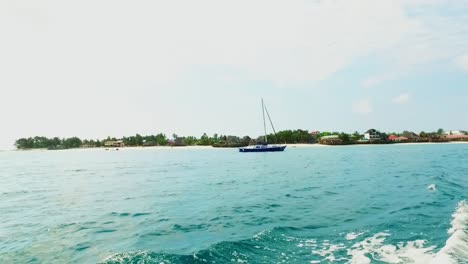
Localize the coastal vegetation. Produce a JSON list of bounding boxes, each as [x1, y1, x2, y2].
[[14, 128, 468, 150], [261, 129, 314, 144], [15, 137, 83, 150], [14, 133, 251, 150]]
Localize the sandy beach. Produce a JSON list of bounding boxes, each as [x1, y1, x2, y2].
[[7, 141, 468, 152]]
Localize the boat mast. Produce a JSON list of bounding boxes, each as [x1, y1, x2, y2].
[[262, 98, 268, 143]]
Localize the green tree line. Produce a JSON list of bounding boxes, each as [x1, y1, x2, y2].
[[260, 129, 314, 144], [14, 133, 251, 149], [14, 128, 464, 149], [15, 136, 83, 150]]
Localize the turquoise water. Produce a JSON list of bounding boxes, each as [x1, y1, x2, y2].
[[0, 144, 467, 263]]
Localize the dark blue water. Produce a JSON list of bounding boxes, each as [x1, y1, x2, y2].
[[0, 144, 467, 263]]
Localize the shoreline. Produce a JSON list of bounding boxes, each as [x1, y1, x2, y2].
[[5, 141, 468, 152]]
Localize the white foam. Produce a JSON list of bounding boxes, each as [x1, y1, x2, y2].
[[431, 200, 468, 264], [347, 233, 436, 264], [297, 238, 317, 249], [301, 200, 467, 263], [312, 243, 346, 262], [99, 251, 150, 263], [346, 232, 365, 241], [346, 200, 468, 264]]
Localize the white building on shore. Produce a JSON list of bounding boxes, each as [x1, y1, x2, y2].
[[364, 129, 382, 141], [444, 130, 466, 136]]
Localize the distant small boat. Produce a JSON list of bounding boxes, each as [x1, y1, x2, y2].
[[239, 99, 286, 153]]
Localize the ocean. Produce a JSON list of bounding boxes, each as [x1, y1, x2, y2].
[[0, 144, 467, 263]]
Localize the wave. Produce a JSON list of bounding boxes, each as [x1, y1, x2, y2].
[[432, 200, 468, 264], [100, 200, 468, 264], [346, 200, 468, 264], [346, 232, 436, 263]]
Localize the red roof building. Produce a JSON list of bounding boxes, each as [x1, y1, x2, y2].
[[388, 135, 408, 141], [445, 134, 468, 140]]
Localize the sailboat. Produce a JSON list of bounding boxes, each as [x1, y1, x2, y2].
[[239, 99, 287, 153]]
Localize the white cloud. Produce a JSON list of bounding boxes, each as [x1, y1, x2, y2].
[[360, 1, 468, 86], [457, 54, 468, 72], [361, 73, 399, 88], [352, 99, 373, 115], [1, 0, 466, 87], [392, 93, 410, 104]]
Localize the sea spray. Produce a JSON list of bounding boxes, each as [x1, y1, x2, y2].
[[432, 200, 468, 263]]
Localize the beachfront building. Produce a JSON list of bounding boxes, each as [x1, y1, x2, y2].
[[388, 135, 409, 142], [104, 140, 125, 147], [445, 134, 468, 141], [397, 136, 409, 142], [364, 129, 382, 141], [401, 131, 421, 141], [319, 135, 342, 145], [444, 130, 466, 136], [309, 131, 320, 143]]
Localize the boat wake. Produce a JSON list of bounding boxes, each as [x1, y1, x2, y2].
[[100, 200, 468, 264], [432, 200, 468, 263]]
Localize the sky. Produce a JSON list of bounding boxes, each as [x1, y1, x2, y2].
[[1, 0, 468, 149]]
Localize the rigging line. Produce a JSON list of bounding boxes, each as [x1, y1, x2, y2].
[[262, 99, 268, 143], [263, 102, 277, 136]]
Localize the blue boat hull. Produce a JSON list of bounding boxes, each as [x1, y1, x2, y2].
[[239, 145, 286, 152]]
